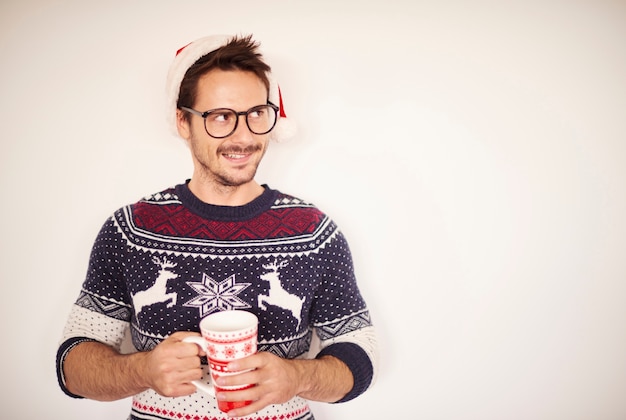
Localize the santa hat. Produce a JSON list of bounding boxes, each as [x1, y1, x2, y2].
[[165, 34, 296, 142]]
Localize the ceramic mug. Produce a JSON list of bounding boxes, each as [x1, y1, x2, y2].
[[183, 310, 258, 412]]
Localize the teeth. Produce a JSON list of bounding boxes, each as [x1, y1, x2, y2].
[[225, 153, 246, 159]]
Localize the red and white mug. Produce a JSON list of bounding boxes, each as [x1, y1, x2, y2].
[[184, 310, 258, 412]]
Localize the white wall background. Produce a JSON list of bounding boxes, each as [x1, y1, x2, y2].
[[1, 1, 625, 419]]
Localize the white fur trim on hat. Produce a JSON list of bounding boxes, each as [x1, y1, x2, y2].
[[165, 34, 296, 142]]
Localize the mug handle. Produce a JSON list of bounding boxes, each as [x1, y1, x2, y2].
[[182, 336, 214, 395]]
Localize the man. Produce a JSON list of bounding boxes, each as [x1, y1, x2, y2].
[[56, 34, 378, 419]]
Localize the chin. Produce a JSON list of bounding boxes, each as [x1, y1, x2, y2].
[[218, 172, 257, 188]]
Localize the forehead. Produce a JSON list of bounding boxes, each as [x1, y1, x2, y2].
[[194, 69, 267, 109]]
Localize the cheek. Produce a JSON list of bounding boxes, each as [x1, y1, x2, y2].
[[189, 134, 221, 161]]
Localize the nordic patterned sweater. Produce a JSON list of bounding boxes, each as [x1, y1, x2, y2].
[[57, 182, 378, 420]]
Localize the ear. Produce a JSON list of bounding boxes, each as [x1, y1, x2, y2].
[[176, 109, 191, 141]]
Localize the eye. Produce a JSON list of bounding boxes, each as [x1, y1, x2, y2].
[[248, 106, 269, 120], [206, 110, 235, 125]]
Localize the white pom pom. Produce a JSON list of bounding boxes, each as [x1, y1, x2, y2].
[[271, 117, 297, 143]]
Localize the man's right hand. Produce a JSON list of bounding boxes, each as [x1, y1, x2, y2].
[[63, 331, 205, 401], [142, 331, 205, 397]]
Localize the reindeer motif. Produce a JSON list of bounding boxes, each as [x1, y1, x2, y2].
[[258, 259, 304, 329], [134, 256, 178, 315]]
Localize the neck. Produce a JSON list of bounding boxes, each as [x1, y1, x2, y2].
[[187, 177, 264, 206]]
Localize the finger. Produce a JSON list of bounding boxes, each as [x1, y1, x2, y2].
[[168, 383, 199, 398], [215, 369, 258, 388], [179, 341, 205, 357], [154, 376, 200, 398], [225, 397, 270, 418], [227, 352, 269, 372], [177, 355, 203, 372], [171, 332, 206, 356], [216, 389, 261, 415], [180, 366, 204, 382]]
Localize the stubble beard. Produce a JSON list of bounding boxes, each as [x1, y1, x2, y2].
[[192, 139, 266, 188]]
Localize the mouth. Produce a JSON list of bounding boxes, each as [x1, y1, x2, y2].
[[223, 152, 248, 159], [220, 146, 261, 162]]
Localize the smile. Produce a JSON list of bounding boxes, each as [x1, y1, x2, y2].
[[224, 153, 248, 159], [220, 145, 262, 161]]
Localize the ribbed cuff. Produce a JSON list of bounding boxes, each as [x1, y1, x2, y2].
[[316, 342, 373, 403], [56, 337, 97, 399]]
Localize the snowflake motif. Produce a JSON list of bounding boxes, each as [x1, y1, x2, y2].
[[207, 344, 217, 358], [184, 273, 251, 317], [224, 345, 236, 358]]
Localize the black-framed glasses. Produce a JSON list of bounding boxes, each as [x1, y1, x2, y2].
[[180, 102, 279, 139]]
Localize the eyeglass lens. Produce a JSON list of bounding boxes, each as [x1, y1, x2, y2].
[[205, 105, 277, 138]]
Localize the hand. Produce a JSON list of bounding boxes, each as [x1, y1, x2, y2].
[[142, 331, 205, 397], [214, 352, 303, 417]]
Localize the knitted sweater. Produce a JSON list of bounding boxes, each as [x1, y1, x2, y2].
[[57, 182, 377, 420]]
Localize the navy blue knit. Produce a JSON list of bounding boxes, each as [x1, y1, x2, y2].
[[57, 182, 377, 419]]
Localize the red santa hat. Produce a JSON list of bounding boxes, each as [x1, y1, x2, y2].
[[165, 34, 296, 142]]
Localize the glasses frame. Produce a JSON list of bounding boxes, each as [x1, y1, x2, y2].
[[180, 102, 279, 139]]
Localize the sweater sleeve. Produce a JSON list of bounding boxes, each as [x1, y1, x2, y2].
[[310, 227, 379, 402], [316, 341, 374, 402], [56, 215, 133, 397]]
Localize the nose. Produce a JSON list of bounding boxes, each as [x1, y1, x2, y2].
[[229, 114, 255, 141]]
